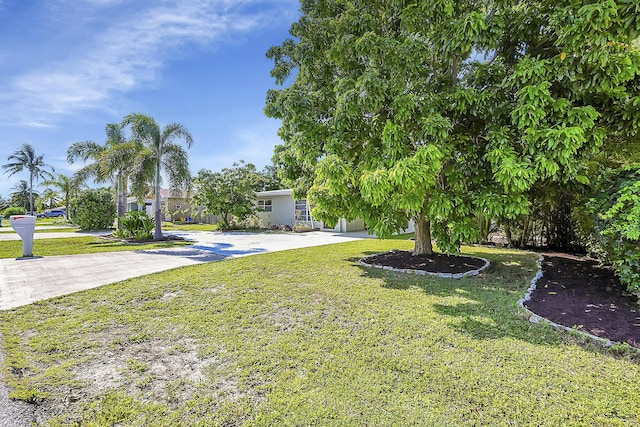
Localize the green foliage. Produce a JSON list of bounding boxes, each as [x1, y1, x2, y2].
[[113, 211, 155, 241], [586, 165, 640, 293], [67, 124, 138, 230], [122, 113, 194, 241], [2, 206, 26, 219], [10, 180, 38, 211], [266, 0, 640, 255], [2, 143, 54, 214], [69, 188, 116, 230], [254, 164, 285, 191], [192, 161, 258, 230]]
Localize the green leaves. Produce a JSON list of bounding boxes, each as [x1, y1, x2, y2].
[[192, 162, 258, 230], [587, 165, 640, 292], [266, 0, 640, 258]]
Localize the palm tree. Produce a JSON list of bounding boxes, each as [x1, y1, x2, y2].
[[67, 123, 142, 229], [42, 174, 85, 220], [3, 143, 54, 214], [0, 195, 9, 212], [10, 180, 38, 211], [123, 113, 193, 240]]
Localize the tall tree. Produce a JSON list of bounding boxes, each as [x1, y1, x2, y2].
[[67, 123, 142, 229], [10, 180, 38, 211], [3, 143, 54, 214], [42, 174, 85, 220], [266, 0, 640, 255], [192, 161, 258, 230], [122, 113, 193, 241], [0, 195, 9, 212], [254, 164, 285, 192]]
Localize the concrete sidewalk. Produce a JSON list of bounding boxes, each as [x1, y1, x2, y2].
[[0, 248, 224, 310], [0, 230, 371, 310]]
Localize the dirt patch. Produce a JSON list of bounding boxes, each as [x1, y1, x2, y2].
[[364, 250, 486, 274], [525, 254, 640, 347]]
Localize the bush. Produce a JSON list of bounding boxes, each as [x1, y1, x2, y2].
[[2, 206, 26, 219], [113, 211, 155, 240], [69, 188, 116, 230], [584, 165, 640, 294]]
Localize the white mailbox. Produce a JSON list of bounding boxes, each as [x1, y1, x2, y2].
[[10, 215, 37, 257]]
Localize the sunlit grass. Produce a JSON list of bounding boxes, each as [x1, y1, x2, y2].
[[0, 236, 190, 258], [1, 240, 638, 426], [161, 222, 218, 231]]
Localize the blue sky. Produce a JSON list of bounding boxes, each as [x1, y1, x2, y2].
[[0, 0, 299, 199]]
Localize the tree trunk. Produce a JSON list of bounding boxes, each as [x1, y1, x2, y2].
[[413, 217, 433, 255], [504, 223, 514, 247], [29, 174, 34, 215], [117, 175, 125, 230], [154, 164, 163, 241]]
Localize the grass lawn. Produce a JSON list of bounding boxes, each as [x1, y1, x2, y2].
[[0, 236, 190, 258], [1, 240, 639, 426], [161, 222, 217, 232]]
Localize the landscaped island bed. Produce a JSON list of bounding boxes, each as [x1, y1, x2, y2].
[[526, 254, 639, 347], [1, 240, 639, 425]]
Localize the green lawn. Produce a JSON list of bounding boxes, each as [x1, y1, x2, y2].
[[0, 236, 190, 258], [161, 222, 218, 231], [1, 240, 639, 426]]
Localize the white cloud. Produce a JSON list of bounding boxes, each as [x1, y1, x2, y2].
[[0, 0, 287, 127]]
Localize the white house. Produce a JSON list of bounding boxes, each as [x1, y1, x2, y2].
[[126, 189, 206, 222], [255, 189, 367, 232]]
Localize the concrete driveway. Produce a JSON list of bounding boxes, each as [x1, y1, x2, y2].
[[0, 230, 370, 310]]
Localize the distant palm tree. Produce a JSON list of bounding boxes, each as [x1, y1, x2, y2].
[[3, 143, 54, 214], [10, 180, 38, 211], [67, 123, 142, 229], [123, 113, 193, 240], [0, 195, 9, 212], [42, 173, 85, 220]]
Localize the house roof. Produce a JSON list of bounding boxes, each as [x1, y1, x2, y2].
[[255, 189, 293, 197]]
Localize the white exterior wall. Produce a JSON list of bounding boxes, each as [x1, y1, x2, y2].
[[321, 218, 366, 232], [256, 194, 296, 227]]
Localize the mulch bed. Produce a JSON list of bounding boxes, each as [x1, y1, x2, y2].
[[525, 254, 640, 347], [364, 250, 486, 274], [367, 250, 640, 347]]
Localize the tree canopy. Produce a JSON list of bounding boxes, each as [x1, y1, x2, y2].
[[3, 143, 54, 214], [122, 113, 193, 241], [192, 161, 259, 230], [67, 123, 144, 230], [266, 0, 640, 255]]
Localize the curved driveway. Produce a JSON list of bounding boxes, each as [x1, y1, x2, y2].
[[0, 230, 370, 310], [0, 229, 372, 426]]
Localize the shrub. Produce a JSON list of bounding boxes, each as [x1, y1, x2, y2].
[[2, 206, 26, 219], [113, 211, 155, 241], [584, 165, 640, 294], [69, 188, 116, 230]]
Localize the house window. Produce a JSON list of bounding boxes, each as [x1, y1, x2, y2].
[[295, 199, 311, 221], [257, 199, 272, 212]]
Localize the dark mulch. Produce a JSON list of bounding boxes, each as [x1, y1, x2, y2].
[[364, 250, 486, 274], [367, 250, 639, 347], [525, 254, 640, 347]]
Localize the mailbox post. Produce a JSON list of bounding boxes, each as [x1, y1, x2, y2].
[[10, 215, 37, 257]]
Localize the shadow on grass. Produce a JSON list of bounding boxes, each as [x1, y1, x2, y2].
[[351, 248, 575, 349]]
